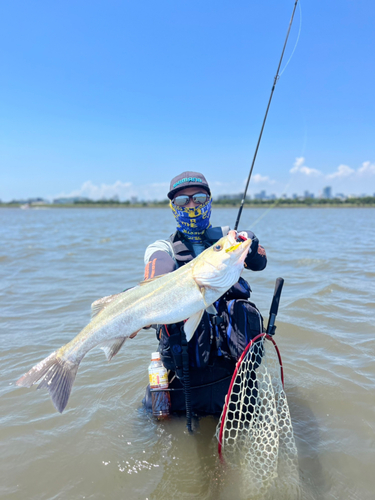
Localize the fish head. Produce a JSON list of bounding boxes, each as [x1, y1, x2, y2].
[[192, 230, 252, 293]]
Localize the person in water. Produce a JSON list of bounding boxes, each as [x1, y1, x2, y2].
[[143, 171, 267, 415]]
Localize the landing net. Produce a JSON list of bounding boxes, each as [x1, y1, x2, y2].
[[216, 334, 299, 497]]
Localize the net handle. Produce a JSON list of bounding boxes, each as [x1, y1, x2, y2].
[[217, 333, 284, 457]]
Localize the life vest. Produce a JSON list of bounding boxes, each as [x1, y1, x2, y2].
[[156, 228, 264, 378], [169, 226, 230, 266]]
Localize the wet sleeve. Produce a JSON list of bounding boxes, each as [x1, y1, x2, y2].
[[241, 230, 267, 271], [144, 240, 177, 279], [144, 239, 175, 265]]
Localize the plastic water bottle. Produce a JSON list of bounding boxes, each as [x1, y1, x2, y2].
[[148, 352, 170, 417]]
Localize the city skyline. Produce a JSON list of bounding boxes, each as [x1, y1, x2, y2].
[[5, 183, 375, 206]]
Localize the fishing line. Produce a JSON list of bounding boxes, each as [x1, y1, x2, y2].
[[249, 179, 295, 229], [234, 0, 300, 231], [279, 0, 302, 77]]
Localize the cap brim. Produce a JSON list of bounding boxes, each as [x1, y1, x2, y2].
[[168, 184, 211, 200]]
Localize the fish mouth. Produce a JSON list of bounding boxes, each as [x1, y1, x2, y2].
[[225, 234, 252, 258], [225, 229, 239, 250]]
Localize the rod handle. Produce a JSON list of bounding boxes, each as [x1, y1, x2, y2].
[[270, 277, 284, 316], [266, 277, 284, 335]]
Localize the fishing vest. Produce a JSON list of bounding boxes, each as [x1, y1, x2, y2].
[[157, 228, 264, 378]]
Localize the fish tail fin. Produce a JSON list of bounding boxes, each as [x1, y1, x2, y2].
[[16, 351, 80, 413]]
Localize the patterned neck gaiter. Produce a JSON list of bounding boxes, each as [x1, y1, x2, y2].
[[170, 197, 212, 243]]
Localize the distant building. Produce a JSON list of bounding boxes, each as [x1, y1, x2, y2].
[[53, 197, 90, 204], [254, 190, 267, 200], [304, 190, 315, 199], [31, 200, 50, 206], [217, 193, 241, 201], [11, 197, 48, 205], [322, 186, 332, 199], [335, 193, 347, 200]]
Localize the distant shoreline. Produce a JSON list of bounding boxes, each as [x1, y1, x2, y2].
[[2, 200, 375, 209]]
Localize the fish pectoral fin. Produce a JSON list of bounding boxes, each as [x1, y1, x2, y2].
[[198, 285, 210, 308], [91, 293, 123, 319], [205, 304, 217, 315], [184, 310, 204, 342], [98, 337, 127, 361]]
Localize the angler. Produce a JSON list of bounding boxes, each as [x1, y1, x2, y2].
[[142, 171, 267, 416]]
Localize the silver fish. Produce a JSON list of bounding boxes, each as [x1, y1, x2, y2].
[[16, 230, 251, 413]]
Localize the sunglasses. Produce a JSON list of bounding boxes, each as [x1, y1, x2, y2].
[[173, 192, 210, 207]]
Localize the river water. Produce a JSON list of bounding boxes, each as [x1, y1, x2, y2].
[[0, 207, 374, 500]]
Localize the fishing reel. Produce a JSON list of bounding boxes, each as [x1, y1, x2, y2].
[[236, 231, 248, 242]]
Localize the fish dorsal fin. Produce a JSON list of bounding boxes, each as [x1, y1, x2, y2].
[[184, 309, 204, 342], [98, 337, 127, 361], [138, 274, 166, 286], [91, 293, 122, 318]]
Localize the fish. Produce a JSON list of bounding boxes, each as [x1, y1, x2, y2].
[[16, 230, 252, 413]]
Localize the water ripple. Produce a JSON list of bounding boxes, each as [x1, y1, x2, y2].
[[0, 207, 374, 500]]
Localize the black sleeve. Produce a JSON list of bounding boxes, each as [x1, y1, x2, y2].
[[241, 230, 267, 271], [144, 250, 177, 279]]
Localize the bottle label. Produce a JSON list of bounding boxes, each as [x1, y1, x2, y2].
[[149, 368, 168, 389]]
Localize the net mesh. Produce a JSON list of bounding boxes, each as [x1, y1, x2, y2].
[[216, 335, 299, 497]]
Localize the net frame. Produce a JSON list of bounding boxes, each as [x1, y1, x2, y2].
[[217, 333, 283, 456], [216, 332, 300, 497]]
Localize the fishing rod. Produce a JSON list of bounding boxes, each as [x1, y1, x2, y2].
[[234, 0, 300, 231]]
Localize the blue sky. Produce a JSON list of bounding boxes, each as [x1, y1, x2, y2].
[[1, 0, 374, 201]]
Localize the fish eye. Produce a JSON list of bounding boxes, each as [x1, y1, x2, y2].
[[213, 244, 222, 251]]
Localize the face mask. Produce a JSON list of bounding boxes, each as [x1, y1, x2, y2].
[[170, 197, 212, 243]]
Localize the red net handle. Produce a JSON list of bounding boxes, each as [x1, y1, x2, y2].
[[218, 333, 284, 457]]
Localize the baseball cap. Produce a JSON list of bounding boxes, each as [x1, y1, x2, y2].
[[167, 171, 211, 200]]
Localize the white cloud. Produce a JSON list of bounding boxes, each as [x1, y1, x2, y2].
[[137, 182, 170, 201], [54, 180, 169, 201], [290, 157, 321, 176], [300, 166, 321, 176], [294, 157, 305, 168], [252, 173, 272, 183], [56, 180, 133, 200], [358, 161, 375, 176], [325, 161, 375, 181], [327, 164, 355, 179]]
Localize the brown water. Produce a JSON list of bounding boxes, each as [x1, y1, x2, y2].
[[1, 207, 374, 500]]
